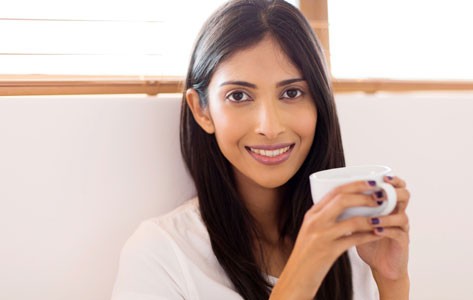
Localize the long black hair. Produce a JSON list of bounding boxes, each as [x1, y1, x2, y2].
[[180, 1, 351, 299]]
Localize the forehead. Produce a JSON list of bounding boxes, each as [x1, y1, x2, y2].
[[210, 36, 302, 85]]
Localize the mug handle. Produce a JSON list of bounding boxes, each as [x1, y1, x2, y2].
[[337, 182, 397, 221], [377, 182, 397, 216]]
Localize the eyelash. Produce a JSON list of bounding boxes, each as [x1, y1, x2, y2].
[[226, 90, 252, 102], [281, 88, 304, 99], [225, 88, 304, 103]]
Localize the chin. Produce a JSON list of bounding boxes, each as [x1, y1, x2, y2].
[[254, 176, 292, 189]]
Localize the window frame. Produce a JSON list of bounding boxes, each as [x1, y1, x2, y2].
[[1, 0, 473, 96]]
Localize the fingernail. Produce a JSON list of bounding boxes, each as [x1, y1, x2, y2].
[[371, 218, 380, 225], [367, 180, 376, 187], [386, 175, 393, 180], [377, 200, 383, 205], [375, 190, 384, 199], [376, 227, 384, 233]]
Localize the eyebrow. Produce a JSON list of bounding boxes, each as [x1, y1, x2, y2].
[[219, 78, 305, 88]]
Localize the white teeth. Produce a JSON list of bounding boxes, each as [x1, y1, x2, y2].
[[249, 146, 291, 157]]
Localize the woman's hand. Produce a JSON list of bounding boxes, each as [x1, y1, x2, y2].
[[356, 176, 410, 279], [271, 180, 385, 300], [356, 176, 410, 299]]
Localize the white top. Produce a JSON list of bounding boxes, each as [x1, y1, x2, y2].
[[112, 198, 379, 300]]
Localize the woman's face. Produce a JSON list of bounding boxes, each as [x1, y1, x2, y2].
[[205, 36, 317, 189]]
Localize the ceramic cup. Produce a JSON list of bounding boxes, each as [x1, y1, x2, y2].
[[309, 165, 397, 221]]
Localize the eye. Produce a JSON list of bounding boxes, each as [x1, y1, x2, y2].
[[226, 90, 251, 102], [281, 88, 303, 99]]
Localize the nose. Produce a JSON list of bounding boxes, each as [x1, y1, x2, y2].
[[255, 98, 285, 139]]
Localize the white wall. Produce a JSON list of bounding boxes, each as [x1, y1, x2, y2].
[[0, 92, 472, 299], [0, 95, 195, 300], [336, 92, 473, 300]]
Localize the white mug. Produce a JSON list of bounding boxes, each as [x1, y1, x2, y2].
[[309, 165, 397, 221]]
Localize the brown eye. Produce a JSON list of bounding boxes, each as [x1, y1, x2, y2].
[[232, 92, 244, 101], [282, 88, 303, 99], [227, 91, 250, 102]]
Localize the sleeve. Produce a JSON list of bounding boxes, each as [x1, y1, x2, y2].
[[111, 220, 188, 300]]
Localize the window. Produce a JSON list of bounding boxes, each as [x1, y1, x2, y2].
[[2, 0, 472, 95], [1, 0, 228, 76], [2, 0, 299, 77], [328, 0, 473, 80]]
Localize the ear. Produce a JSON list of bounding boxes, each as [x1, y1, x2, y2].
[[185, 88, 215, 134]]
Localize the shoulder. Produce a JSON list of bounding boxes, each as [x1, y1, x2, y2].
[[112, 197, 203, 299], [153, 197, 203, 233], [120, 197, 205, 269]]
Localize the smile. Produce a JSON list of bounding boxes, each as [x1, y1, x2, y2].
[[245, 143, 295, 165], [248, 145, 291, 157]]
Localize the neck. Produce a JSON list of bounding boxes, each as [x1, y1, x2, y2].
[[234, 170, 282, 244], [233, 169, 294, 277]]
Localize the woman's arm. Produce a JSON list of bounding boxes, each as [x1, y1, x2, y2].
[[374, 272, 410, 300], [269, 180, 386, 299]]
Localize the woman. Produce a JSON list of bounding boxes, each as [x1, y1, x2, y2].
[[112, 1, 410, 299]]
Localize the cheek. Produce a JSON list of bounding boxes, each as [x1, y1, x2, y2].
[[210, 107, 247, 150], [292, 106, 317, 144]]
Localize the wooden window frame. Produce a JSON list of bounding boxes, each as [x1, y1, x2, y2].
[[299, 0, 473, 94], [1, 0, 473, 97]]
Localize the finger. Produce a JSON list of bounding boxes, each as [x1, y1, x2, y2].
[[303, 194, 383, 233], [372, 227, 410, 244], [384, 175, 406, 188], [395, 188, 410, 204], [310, 180, 379, 214], [335, 231, 383, 252], [371, 213, 409, 232], [322, 193, 384, 222], [327, 216, 375, 238], [396, 188, 411, 212]]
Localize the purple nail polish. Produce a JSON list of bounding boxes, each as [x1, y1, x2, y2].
[[375, 190, 383, 198], [387, 176, 393, 180], [371, 218, 380, 225], [367, 180, 376, 186], [377, 201, 383, 205], [376, 227, 384, 233]]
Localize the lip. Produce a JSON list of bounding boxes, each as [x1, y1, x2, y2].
[[245, 143, 294, 150], [245, 143, 295, 166]]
